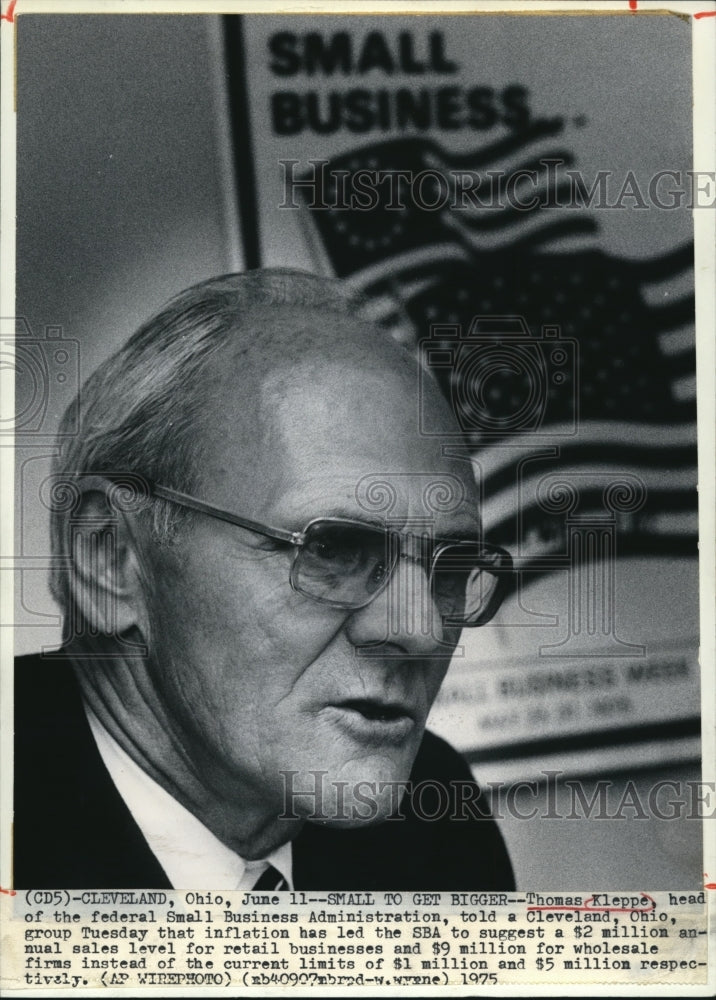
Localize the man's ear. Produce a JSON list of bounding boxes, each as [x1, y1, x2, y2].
[[66, 488, 149, 640]]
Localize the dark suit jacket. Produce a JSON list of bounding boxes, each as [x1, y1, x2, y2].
[[14, 652, 514, 890]]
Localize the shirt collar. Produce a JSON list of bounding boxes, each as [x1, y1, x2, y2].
[[84, 703, 293, 890]]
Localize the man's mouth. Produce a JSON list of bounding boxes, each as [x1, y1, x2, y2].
[[341, 698, 412, 722], [326, 699, 417, 745]]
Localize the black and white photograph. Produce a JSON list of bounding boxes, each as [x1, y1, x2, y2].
[[1, 0, 714, 995]]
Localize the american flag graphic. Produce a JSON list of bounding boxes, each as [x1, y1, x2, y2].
[[299, 121, 597, 287], [296, 128, 697, 573]]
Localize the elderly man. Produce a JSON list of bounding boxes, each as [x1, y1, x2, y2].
[[14, 269, 514, 890]]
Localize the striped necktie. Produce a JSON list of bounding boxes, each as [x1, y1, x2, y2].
[[252, 864, 288, 890]]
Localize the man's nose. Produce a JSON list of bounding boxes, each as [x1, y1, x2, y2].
[[344, 555, 451, 658]]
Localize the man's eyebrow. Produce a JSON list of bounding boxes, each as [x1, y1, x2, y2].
[[305, 507, 386, 529], [306, 510, 481, 541], [282, 500, 481, 538], [431, 527, 482, 544]]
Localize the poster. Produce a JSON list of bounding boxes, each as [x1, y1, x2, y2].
[[235, 9, 702, 778]]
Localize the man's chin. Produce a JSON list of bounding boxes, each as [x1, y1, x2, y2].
[[283, 755, 417, 828], [303, 780, 411, 828]]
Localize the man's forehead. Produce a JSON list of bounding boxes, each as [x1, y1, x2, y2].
[[196, 303, 417, 417], [263, 355, 462, 464], [270, 469, 481, 534], [191, 303, 470, 510], [199, 302, 448, 419]]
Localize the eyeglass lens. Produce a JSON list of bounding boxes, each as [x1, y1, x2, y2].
[[292, 521, 501, 625], [431, 544, 500, 625], [294, 521, 394, 607]]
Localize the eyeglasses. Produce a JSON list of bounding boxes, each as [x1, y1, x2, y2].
[[149, 483, 513, 627]]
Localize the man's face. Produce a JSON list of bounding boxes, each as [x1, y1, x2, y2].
[[139, 310, 481, 829]]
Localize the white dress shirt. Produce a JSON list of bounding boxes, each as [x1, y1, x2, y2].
[[84, 705, 293, 890]]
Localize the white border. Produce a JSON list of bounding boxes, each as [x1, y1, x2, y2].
[[1, 1, 713, 996]]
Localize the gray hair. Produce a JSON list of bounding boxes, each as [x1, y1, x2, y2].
[[49, 268, 365, 614]]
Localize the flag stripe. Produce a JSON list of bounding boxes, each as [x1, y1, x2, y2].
[[470, 423, 697, 476], [507, 535, 698, 580], [473, 441, 698, 497], [358, 217, 600, 295], [626, 243, 694, 280], [422, 118, 570, 169]]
